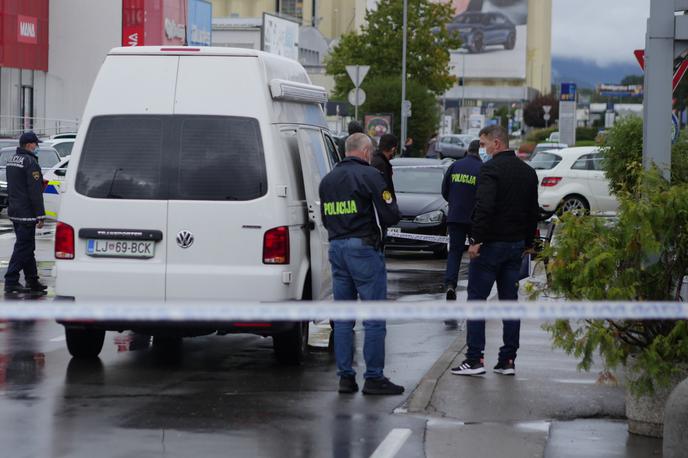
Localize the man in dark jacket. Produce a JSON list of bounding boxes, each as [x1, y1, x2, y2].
[[451, 125, 539, 377], [441, 140, 482, 320], [4, 132, 48, 295], [319, 133, 404, 396], [336, 120, 364, 154], [370, 133, 397, 200]]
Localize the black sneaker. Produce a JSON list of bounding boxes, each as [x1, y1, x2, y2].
[[4, 284, 30, 295], [493, 359, 516, 376], [445, 286, 457, 301], [339, 376, 359, 394], [451, 358, 486, 376], [444, 319, 458, 329], [26, 280, 48, 292], [362, 377, 405, 395]]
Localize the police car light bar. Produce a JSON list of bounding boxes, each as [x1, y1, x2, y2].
[[269, 79, 328, 104]]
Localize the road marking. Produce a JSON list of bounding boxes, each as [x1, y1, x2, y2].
[[370, 428, 412, 458], [49, 334, 66, 342]]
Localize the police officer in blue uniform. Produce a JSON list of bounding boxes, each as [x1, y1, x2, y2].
[[4, 132, 48, 295], [319, 133, 404, 396]]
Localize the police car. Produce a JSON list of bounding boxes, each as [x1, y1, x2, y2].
[[0, 146, 62, 212]]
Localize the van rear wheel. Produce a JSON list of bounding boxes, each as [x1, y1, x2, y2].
[[65, 328, 105, 358], [274, 321, 309, 365]]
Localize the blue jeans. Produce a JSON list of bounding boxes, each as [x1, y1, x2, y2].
[[466, 241, 524, 362], [329, 238, 387, 379], [444, 223, 470, 288]]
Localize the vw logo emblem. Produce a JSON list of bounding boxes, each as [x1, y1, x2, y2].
[[176, 230, 194, 249]]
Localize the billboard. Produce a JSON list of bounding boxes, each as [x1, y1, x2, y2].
[[365, 114, 393, 141], [443, 0, 528, 80], [0, 0, 49, 71], [122, 0, 187, 47], [598, 84, 643, 98], [261, 13, 300, 61], [188, 0, 212, 46]]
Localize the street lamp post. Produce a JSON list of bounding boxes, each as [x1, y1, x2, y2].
[[400, 0, 409, 153]]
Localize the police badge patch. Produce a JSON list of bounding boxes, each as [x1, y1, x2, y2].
[[382, 190, 393, 204], [32, 171, 40, 181]]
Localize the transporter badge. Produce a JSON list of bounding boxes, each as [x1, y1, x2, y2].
[[382, 190, 393, 204], [32, 171, 40, 181]]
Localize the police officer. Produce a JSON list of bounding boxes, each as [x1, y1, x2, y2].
[[319, 133, 404, 396], [4, 132, 48, 295]]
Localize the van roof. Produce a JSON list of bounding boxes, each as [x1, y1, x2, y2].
[[108, 46, 312, 85]]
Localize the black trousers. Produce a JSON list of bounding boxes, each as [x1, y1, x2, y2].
[[5, 222, 38, 286]]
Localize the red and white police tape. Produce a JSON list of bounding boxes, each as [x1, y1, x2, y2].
[[0, 300, 685, 321]]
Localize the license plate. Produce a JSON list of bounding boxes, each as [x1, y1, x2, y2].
[[387, 227, 401, 234], [86, 239, 155, 258]]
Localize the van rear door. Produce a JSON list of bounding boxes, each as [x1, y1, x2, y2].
[[165, 56, 274, 300]]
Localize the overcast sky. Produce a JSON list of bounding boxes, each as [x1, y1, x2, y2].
[[551, 0, 651, 66]]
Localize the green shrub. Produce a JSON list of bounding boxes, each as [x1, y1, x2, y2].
[[526, 127, 557, 143], [576, 127, 598, 141]]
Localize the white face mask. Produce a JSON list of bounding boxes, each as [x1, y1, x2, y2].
[[479, 147, 490, 162]]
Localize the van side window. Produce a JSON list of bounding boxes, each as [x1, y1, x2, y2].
[[322, 132, 342, 165], [301, 129, 330, 179], [75, 115, 267, 201]]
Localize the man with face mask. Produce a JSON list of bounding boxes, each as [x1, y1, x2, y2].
[[319, 133, 404, 396], [451, 125, 539, 377]]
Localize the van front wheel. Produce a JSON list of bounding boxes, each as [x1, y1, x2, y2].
[[273, 321, 309, 365], [65, 328, 105, 358]]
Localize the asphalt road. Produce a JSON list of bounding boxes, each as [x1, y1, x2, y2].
[[0, 219, 465, 458]]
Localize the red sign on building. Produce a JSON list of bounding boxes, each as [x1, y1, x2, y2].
[[122, 0, 187, 47], [0, 0, 49, 71]]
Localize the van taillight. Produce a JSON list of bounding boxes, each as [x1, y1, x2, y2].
[[55, 222, 75, 260], [263, 226, 289, 264]]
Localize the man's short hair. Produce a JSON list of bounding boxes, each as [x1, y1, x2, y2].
[[347, 120, 364, 135], [479, 125, 509, 149], [378, 133, 398, 152], [345, 133, 372, 154]]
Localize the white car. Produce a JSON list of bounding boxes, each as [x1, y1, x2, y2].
[[43, 156, 70, 219], [43, 138, 75, 157], [530, 147, 618, 215]]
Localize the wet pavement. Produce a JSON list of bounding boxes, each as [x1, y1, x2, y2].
[[0, 216, 462, 458]]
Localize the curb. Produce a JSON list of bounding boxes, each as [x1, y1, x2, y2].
[[406, 328, 466, 414]]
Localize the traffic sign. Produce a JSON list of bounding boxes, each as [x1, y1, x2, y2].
[[543, 105, 552, 114], [346, 65, 370, 88], [348, 88, 366, 106], [635, 49, 645, 70], [633, 49, 688, 93], [543, 113, 551, 122], [402, 100, 412, 118], [672, 112, 680, 144]]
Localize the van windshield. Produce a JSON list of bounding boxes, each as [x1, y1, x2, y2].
[[75, 115, 267, 201]]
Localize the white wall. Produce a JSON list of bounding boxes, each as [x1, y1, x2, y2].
[[47, 0, 122, 126]]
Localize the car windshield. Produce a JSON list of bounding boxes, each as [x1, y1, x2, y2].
[[455, 14, 483, 25], [529, 152, 562, 170], [393, 167, 445, 194]]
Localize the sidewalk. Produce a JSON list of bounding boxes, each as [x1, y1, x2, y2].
[[406, 282, 663, 457]]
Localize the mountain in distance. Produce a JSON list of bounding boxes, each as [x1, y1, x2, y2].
[[552, 56, 642, 89]]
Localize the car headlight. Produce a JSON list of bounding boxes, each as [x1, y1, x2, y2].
[[414, 210, 444, 224]]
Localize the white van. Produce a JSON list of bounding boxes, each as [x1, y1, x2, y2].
[[55, 47, 340, 363]]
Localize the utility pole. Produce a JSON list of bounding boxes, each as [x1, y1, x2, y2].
[[642, 0, 688, 180], [400, 0, 409, 152]]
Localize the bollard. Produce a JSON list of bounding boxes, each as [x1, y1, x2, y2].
[[663, 377, 688, 457]]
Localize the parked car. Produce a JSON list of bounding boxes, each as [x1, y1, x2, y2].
[[447, 12, 517, 53], [384, 158, 451, 258], [0, 139, 18, 149], [519, 142, 567, 160], [547, 131, 560, 143], [55, 46, 337, 363], [437, 134, 469, 159], [51, 132, 78, 140], [0, 146, 62, 211], [43, 156, 70, 219], [531, 147, 618, 216], [43, 138, 75, 157]]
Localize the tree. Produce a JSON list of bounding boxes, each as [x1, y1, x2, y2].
[[358, 76, 440, 156], [325, 0, 461, 99], [523, 94, 559, 128], [620, 74, 644, 86]]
